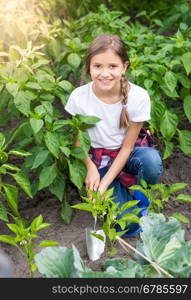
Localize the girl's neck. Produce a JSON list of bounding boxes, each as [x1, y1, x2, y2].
[[92, 82, 121, 104]]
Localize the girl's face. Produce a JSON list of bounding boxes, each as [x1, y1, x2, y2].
[[89, 49, 128, 94]]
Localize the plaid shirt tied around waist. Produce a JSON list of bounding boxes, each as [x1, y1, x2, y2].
[[88, 128, 155, 189]]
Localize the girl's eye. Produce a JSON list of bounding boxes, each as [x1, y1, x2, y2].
[[110, 65, 117, 68], [95, 65, 101, 68]]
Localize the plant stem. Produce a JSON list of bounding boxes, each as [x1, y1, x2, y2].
[[116, 236, 173, 278]]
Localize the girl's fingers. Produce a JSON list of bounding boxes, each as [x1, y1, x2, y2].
[[93, 181, 99, 192], [86, 181, 99, 201], [85, 177, 100, 201]]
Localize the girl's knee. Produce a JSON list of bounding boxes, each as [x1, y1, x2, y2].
[[143, 148, 162, 167], [141, 148, 163, 180]]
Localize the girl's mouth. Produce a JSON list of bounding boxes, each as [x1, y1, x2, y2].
[[99, 79, 113, 85]]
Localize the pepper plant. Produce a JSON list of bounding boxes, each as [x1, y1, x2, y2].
[[0, 132, 32, 221], [130, 178, 191, 222], [72, 187, 141, 255], [0, 214, 58, 275]]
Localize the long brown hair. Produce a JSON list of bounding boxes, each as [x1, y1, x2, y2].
[[84, 34, 130, 130]]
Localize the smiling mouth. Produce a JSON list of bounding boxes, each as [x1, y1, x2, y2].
[[99, 79, 113, 84]]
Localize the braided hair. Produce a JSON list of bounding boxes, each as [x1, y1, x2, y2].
[[85, 34, 130, 130], [120, 73, 130, 129]]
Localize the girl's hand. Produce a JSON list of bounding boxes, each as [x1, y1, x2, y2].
[[85, 162, 100, 200], [98, 181, 108, 199]]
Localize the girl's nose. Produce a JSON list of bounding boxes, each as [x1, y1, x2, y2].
[[100, 68, 110, 76]]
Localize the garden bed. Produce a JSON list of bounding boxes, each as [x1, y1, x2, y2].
[[0, 149, 191, 278]]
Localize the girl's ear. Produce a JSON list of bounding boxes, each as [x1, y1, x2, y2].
[[123, 61, 129, 72]]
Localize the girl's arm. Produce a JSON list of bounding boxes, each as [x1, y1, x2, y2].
[[74, 137, 100, 197], [99, 121, 143, 193]]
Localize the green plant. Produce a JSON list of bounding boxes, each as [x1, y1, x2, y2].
[[72, 187, 141, 255], [0, 214, 58, 275], [34, 213, 191, 278], [0, 132, 32, 221], [129, 179, 191, 220]]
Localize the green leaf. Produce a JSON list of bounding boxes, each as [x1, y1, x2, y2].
[[42, 101, 53, 115], [76, 115, 101, 125], [175, 194, 191, 203], [44, 131, 60, 159], [34, 246, 74, 278], [67, 53, 81, 68], [90, 232, 105, 241], [169, 183, 188, 193], [0, 201, 8, 221], [58, 80, 74, 93], [108, 228, 117, 241], [176, 73, 190, 89], [164, 71, 177, 93], [77, 130, 91, 153], [8, 149, 32, 157], [36, 223, 51, 231], [11, 172, 32, 198], [139, 213, 183, 265], [7, 223, 20, 234], [38, 163, 58, 190], [120, 200, 139, 212], [181, 52, 191, 75], [0, 235, 17, 246], [31, 214, 43, 232], [163, 140, 174, 160], [144, 79, 153, 90], [1, 163, 20, 172], [0, 166, 6, 174], [32, 150, 49, 169], [13, 68, 29, 83], [183, 95, 191, 122], [53, 120, 74, 131], [0, 151, 8, 162], [60, 146, 71, 157], [35, 105, 46, 117], [30, 118, 44, 134], [0, 133, 6, 149], [3, 184, 19, 216], [0, 83, 3, 93], [49, 172, 66, 201], [103, 187, 114, 199], [171, 213, 189, 224], [61, 200, 72, 224], [38, 240, 58, 247], [14, 91, 31, 116], [150, 100, 166, 130], [160, 110, 178, 140], [25, 82, 41, 90], [35, 70, 55, 91], [70, 146, 86, 160], [160, 82, 179, 98], [72, 203, 93, 212], [67, 159, 87, 190], [177, 129, 191, 157], [122, 213, 140, 223], [6, 83, 19, 97]]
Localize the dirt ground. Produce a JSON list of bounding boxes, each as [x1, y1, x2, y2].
[[0, 148, 191, 278]]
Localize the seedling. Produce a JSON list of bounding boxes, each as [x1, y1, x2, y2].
[[130, 178, 191, 222], [0, 214, 58, 276], [72, 187, 141, 255]]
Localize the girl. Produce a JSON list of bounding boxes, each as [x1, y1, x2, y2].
[[65, 34, 163, 236]]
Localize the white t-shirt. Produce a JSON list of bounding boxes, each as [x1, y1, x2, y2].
[[65, 81, 151, 168]]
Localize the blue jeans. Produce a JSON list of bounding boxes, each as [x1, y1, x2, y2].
[[98, 147, 163, 237]]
